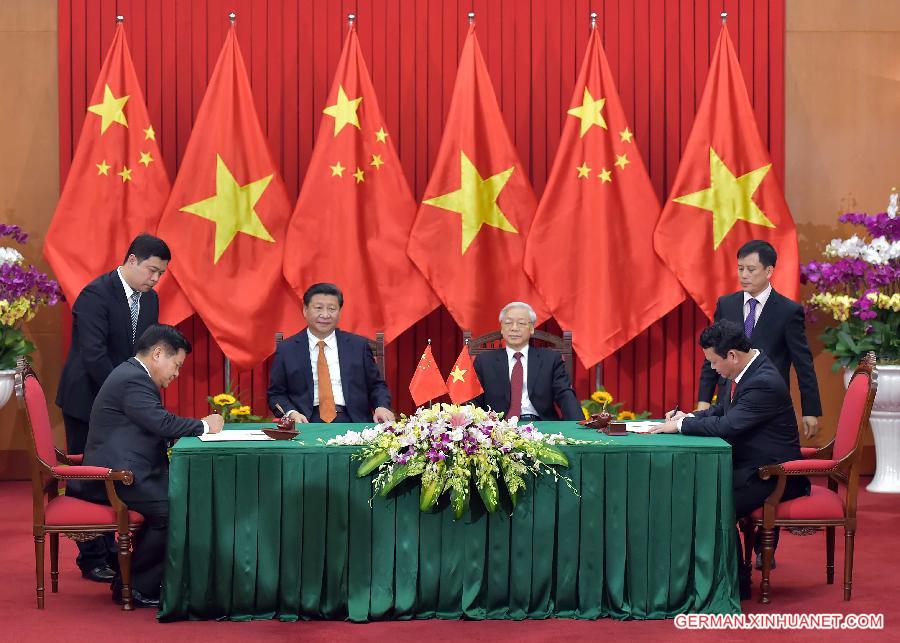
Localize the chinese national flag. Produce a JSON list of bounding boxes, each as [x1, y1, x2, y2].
[[653, 26, 800, 320], [409, 344, 448, 407], [284, 25, 438, 342], [446, 346, 483, 405], [407, 24, 550, 335], [156, 25, 303, 369], [524, 29, 685, 368], [43, 23, 193, 323]]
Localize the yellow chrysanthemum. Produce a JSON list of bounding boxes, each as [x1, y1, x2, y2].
[[617, 410, 636, 421], [213, 393, 236, 406], [590, 390, 613, 404], [230, 405, 251, 416]]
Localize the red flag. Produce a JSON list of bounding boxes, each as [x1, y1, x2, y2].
[[409, 344, 449, 407], [524, 29, 685, 368], [446, 346, 483, 405], [407, 24, 550, 336], [43, 24, 193, 322], [156, 25, 303, 369], [653, 27, 800, 320], [284, 26, 439, 342]]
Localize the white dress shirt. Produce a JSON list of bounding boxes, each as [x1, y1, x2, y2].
[[134, 356, 209, 433], [506, 345, 538, 417], [308, 329, 346, 407], [116, 266, 140, 312], [744, 284, 772, 327]]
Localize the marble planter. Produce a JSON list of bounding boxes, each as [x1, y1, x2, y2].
[[0, 369, 15, 408], [844, 364, 900, 493]]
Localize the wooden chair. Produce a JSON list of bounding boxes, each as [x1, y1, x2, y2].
[[14, 357, 144, 610], [275, 331, 386, 378], [463, 329, 574, 384], [743, 352, 878, 604]]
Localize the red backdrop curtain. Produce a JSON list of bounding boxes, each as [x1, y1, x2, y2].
[[57, 0, 785, 419]]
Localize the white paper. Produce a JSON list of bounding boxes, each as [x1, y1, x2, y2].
[[197, 430, 273, 442], [623, 421, 658, 434]]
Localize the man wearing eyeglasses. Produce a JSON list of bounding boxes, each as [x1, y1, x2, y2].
[[469, 301, 582, 421]]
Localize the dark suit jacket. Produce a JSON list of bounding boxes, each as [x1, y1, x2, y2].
[[698, 289, 821, 417], [683, 352, 803, 488], [56, 269, 159, 422], [470, 347, 582, 421], [267, 329, 391, 422], [70, 358, 203, 505]]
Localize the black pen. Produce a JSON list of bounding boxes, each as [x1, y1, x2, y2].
[[669, 403, 680, 418]]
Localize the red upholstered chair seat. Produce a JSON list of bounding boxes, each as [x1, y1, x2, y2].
[[750, 485, 845, 521], [44, 496, 144, 526]]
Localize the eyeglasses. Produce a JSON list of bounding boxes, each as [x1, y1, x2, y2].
[[502, 319, 533, 329]]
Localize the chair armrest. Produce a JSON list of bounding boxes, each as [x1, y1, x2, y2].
[[50, 465, 134, 484], [758, 459, 839, 479], [801, 440, 834, 459], [55, 448, 83, 465]]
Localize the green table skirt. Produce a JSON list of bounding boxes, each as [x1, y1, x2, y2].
[[159, 422, 740, 621]]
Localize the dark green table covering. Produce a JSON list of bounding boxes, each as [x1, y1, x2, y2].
[[159, 422, 740, 622]]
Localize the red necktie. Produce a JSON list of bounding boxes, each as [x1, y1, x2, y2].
[[730, 380, 737, 403], [508, 352, 524, 419]]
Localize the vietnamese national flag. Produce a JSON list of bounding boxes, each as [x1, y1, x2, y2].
[[284, 24, 438, 343], [409, 344, 448, 407], [157, 24, 303, 369], [43, 23, 193, 323], [653, 26, 800, 320], [446, 345, 483, 405], [407, 23, 550, 336], [524, 28, 685, 368]]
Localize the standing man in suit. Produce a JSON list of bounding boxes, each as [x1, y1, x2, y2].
[[70, 325, 224, 607], [268, 283, 394, 424], [653, 320, 810, 599], [55, 233, 171, 583], [470, 302, 582, 421], [697, 240, 822, 439]]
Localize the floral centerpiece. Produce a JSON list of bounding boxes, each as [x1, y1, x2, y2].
[[208, 385, 267, 422], [581, 387, 651, 421], [800, 191, 900, 370], [0, 224, 62, 369], [326, 403, 583, 519]]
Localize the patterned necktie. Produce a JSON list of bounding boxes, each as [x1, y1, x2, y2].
[[317, 340, 337, 423], [129, 291, 141, 342], [508, 352, 524, 419], [744, 297, 758, 339]]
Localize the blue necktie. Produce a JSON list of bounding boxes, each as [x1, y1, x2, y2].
[[744, 298, 758, 339], [130, 291, 141, 342]]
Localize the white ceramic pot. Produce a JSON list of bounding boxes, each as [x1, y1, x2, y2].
[[0, 368, 15, 408], [844, 364, 900, 493]]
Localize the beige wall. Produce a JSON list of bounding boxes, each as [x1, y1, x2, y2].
[[0, 0, 62, 478], [785, 0, 900, 464]]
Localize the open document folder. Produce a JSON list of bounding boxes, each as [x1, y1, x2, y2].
[[197, 429, 273, 442]]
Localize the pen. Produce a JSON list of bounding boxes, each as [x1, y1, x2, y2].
[[670, 403, 680, 418]]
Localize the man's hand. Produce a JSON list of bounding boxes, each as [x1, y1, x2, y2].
[[203, 413, 225, 434], [696, 401, 711, 411], [650, 420, 679, 434], [665, 410, 687, 422], [802, 416, 820, 439], [373, 407, 395, 423], [287, 410, 309, 424]]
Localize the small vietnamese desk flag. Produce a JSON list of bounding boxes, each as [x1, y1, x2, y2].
[[43, 23, 193, 323], [284, 23, 438, 342], [409, 343, 449, 407], [524, 27, 684, 368], [157, 24, 303, 369], [408, 22, 550, 336], [446, 345, 483, 405], [653, 25, 800, 320]]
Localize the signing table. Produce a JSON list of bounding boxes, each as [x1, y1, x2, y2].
[[158, 422, 739, 622]]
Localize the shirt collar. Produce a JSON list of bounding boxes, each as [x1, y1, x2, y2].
[[734, 349, 760, 384], [308, 328, 337, 350], [506, 344, 529, 361], [744, 284, 772, 307], [132, 356, 152, 379], [116, 266, 138, 301]]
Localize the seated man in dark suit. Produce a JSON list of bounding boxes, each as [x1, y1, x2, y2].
[[69, 325, 224, 607], [268, 282, 394, 424], [470, 301, 582, 421], [652, 320, 810, 599]]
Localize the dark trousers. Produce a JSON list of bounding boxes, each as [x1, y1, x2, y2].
[[63, 413, 116, 572], [734, 474, 810, 558], [309, 407, 351, 423], [122, 498, 169, 598]]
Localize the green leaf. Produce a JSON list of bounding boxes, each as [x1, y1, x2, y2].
[[356, 450, 391, 477], [450, 483, 470, 520], [419, 462, 447, 511], [535, 444, 569, 467], [379, 463, 413, 496], [476, 475, 499, 513]]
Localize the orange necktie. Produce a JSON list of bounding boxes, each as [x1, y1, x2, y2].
[[317, 340, 337, 423]]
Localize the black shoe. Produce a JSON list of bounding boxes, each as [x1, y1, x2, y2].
[[754, 553, 776, 570], [111, 584, 159, 609], [81, 564, 117, 582]]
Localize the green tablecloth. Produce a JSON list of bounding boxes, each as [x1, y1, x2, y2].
[[159, 422, 739, 622]]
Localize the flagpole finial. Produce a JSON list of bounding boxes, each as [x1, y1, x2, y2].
[[228, 12, 236, 24], [590, 11, 598, 30], [348, 13, 356, 27], [467, 11, 475, 24], [720, 11, 727, 24], [427, 338, 433, 346], [116, 15, 124, 23]]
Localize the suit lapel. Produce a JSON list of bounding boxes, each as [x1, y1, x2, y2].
[[753, 289, 780, 336], [335, 330, 351, 406], [725, 292, 744, 324], [296, 330, 314, 401], [526, 346, 539, 397], [494, 350, 511, 411], [732, 354, 764, 403], [106, 270, 133, 346]]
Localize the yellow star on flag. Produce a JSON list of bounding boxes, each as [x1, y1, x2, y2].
[[179, 154, 275, 263], [117, 166, 132, 182], [673, 147, 774, 249], [375, 127, 388, 143], [353, 167, 365, 183], [87, 84, 129, 134], [597, 168, 612, 183], [615, 154, 630, 170], [330, 161, 346, 177], [139, 152, 153, 167], [619, 127, 634, 143], [423, 151, 518, 254], [96, 160, 110, 176], [567, 87, 607, 137], [449, 365, 467, 383], [323, 85, 363, 136], [576, 163, 591, 178], [143, 125, 156, 141], [370, 154, 384, 170]]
